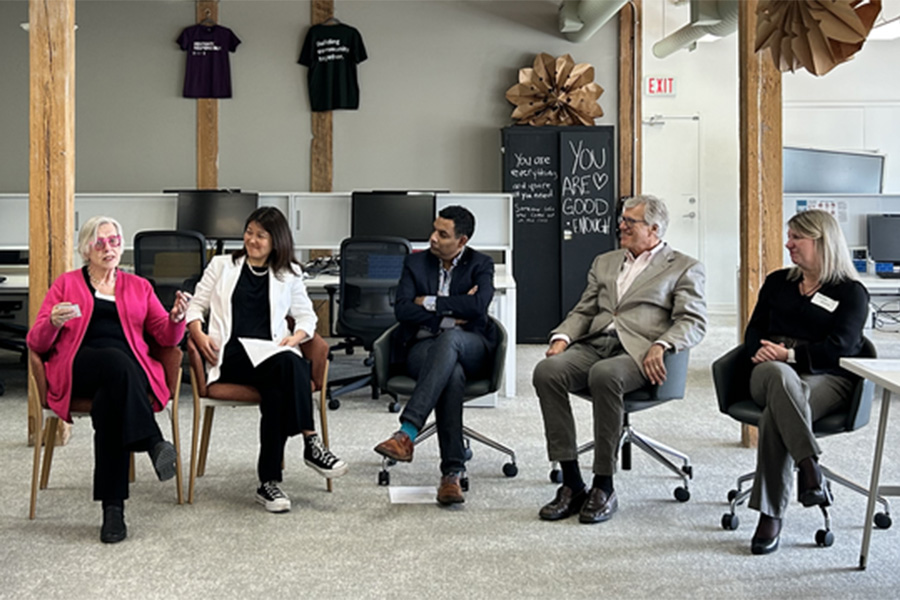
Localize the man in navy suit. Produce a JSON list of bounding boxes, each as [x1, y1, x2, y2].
[[374, 205, 498, 505]]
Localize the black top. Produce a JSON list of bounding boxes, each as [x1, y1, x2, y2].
[[80, 268, 135, 359], [298, 23, 367, 111], [744, 268, 869, 376], [230, 263, 271, 341]]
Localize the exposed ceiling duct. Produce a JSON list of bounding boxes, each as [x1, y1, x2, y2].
[[652, 0, 739, 58], [558, 0, 630, 43]]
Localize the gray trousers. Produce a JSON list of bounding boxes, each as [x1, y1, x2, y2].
[[533, 337, 647, 475], [747, 361, 853, 518]]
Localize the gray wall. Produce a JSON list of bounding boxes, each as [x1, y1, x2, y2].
[[0, 0, 619, 194]]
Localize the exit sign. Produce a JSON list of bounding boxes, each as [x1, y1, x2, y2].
[[644, 76, 676, 96]]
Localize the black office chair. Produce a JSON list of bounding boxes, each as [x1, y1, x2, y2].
[[133, 230, 207, 310], [547, 349, 694, 501], [326, 236, 411, 410], [0, 299, 27, 363], [372, 317, 517, 488], [713, 338, 892, 547]]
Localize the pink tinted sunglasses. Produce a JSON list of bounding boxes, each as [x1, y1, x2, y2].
[[93, 235, 122, 251]]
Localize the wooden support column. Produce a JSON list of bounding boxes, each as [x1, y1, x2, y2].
[[739, 0, 783, 447], [618, 0, 641, 200], [197, 0, 219, 189], [310, 0, 335, 338], [27, 0, 76, 445]]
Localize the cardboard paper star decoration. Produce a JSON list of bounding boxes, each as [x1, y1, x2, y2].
[[505, 53, 604, 126]]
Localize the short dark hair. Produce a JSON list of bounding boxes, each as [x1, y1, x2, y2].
[[232, 206, 301, 278], [438, 205, 475, 240]]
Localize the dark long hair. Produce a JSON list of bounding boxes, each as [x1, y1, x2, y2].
[[231, 206, 301, 279]]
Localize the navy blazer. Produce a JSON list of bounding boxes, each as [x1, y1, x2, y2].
[[391, 246, 498, 363]]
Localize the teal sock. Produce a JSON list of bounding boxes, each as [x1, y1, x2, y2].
[[400, 421, 419, 442]]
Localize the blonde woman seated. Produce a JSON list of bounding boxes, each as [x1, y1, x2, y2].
[[186, 206, 347, 513], [743, 210, 868, 554], [27, 216, 189, 543]]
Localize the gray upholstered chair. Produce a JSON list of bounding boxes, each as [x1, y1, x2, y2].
[[550, 348, 694, 502], [713, 338, 892, 547], [372, 316, 516, 488]]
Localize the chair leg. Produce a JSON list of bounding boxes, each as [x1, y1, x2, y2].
[[169, 402, 184, 505], [317, 389, 333, 493], [625, 427, 693, 485], [39, 416, 59, 490], [29, 417, 48, 519], [461, 425, 517, 464], [129, 454, 136, 483], [198, 406, 215, 477], [821, 464, 892, 524]]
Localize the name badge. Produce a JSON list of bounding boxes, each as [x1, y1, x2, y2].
[[810, 292, 839, 313]]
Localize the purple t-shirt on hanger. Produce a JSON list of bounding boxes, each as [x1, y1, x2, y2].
[[177, 24, 241, 98]]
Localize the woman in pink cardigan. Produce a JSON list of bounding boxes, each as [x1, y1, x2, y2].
[[27, 216, 190, 544]]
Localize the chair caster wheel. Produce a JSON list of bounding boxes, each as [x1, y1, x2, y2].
[[460, 476, 469, 492], [378, 470, 390, 486], [346, 347, 354, 356], [674, 487, 690, 502], [549, 469, 562, 484], [815, 529, 834, 547], [503, 462, 518, 477], [721, 513, 739, 530], [875, 512, 892, 529], [464, 448, 473, 462], [727, 489, 739, 502], [388, 401, 400, 413], [328, 398, 341, 410]]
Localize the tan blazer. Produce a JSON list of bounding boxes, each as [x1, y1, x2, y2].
[[551, 244, 707, 375]]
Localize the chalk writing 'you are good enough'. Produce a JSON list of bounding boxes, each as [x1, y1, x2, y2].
[[561, 140, 611, 236]]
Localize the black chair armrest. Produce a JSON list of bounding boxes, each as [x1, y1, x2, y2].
[[372, 323, 399, 389], [712, 344, 748, 416]]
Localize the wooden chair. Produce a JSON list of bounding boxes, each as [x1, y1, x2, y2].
[[186, 332, 333, 502], [29, 341, 185, 519]]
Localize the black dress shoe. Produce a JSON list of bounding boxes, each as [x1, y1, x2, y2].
[[150, 440, 177, 482], [578, 488, 618, 524], [539, 485, 587, 521], [797, 461, 833, 507], [100, 506, 127, 544], [751, 534, 780, 555]]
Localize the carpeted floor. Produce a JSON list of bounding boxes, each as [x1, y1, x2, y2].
[[1, 315, 899, 599]]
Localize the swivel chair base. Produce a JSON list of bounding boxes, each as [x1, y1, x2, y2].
[[720, 466, 893, 547], [549, 418, 693, 502], [377, 420, 518, 487]]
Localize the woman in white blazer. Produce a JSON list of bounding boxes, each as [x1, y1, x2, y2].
[[186, 207, 347, 513]]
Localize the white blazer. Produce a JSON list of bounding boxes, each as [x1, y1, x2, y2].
[[185, 254, 317, 383]]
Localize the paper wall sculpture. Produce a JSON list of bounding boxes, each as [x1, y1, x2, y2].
[[505, 53, 604, 126], [755, 0, 882, 76]]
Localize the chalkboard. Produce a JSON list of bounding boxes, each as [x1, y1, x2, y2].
[[559, 128, 616, 313], [502, 125, 617, 342], [502, 127, 561, 342]]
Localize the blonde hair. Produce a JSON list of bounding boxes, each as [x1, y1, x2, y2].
[[77, 216, 124, 264], [786, 209, 858, 285]]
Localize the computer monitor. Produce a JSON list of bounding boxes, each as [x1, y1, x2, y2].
[[176, 190, 259, 240], [867, 214, 900, 263], [351, 191, 435, 242]]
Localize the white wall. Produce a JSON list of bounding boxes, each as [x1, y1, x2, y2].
[[642, 0, 900, 314]]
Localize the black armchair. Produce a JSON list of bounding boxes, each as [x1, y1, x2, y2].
[[713, 338, 892, 547]]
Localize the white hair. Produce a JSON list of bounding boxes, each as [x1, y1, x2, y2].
[[77, 215, 124, 264]]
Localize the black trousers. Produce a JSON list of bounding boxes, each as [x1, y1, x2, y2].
[[72, 346, 160, 502], [217, 343, 313, 483]]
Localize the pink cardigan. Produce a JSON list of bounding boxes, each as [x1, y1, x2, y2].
[[26, 269, 186, 422]]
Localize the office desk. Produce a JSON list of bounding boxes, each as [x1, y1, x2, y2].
[[304, 265, 517, 398], [838, 357, 900, 570]]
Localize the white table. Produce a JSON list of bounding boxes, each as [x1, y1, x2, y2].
[[304, 264, 517, 399], [838, 357, 900, 570]]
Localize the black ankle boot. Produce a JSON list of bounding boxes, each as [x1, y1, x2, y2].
[[100, 505, 127, 544]]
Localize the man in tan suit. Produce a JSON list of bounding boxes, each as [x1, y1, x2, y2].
[[533, 195, 706, 524]]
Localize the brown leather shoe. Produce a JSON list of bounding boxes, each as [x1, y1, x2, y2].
[[539, 485, 587, 521], [579, 488, 618, 524], [437, 474, 465, 505], [374, 431, 414, 462]]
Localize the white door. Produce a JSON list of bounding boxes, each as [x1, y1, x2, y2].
[[642, 115, 701, 260]]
